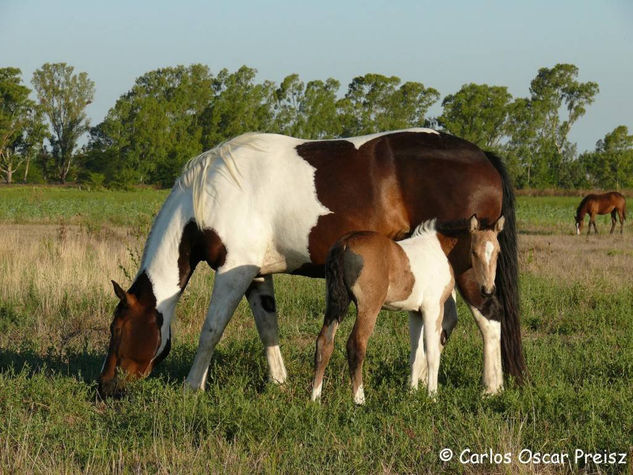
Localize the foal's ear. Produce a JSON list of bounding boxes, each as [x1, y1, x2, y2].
[[495, 216, 505, 233], [111, 280, 128, 302], [468, 214, 479, 232]]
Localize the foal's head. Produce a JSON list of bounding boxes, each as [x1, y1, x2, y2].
[[468, 215, 504, 298], [98, 277, 163, 398]]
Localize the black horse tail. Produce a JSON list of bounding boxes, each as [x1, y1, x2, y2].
[[485, 151, 527, 384], [324, 242, 352, 323]]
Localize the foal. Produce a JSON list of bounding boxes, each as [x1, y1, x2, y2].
[[311, 215, 504, 404]]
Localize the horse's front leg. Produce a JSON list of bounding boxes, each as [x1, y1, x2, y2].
[[245, 275, 287, 384], [457, 270, 503, 395], [185, 264, 260, 390], [408, 311, 427, 390], [422, 302, 443, 396]]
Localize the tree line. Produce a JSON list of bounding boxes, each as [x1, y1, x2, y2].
[[1, 62, 632, 189]]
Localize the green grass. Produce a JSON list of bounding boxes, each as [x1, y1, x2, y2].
[[0, 186, 167, 229], [0, 186, 632, 472]]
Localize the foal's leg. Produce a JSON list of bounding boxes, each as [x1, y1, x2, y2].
[[185, 265, 260, 390], [619, 209, 625, 234], [610, 210, 617, 234], [457, 271, 503, 395], [408, 311, 427, 390], [422, 301, 443, 396], [347, 302, 382, 405], [245, 275, 287, 384], [311, 317, 340, 401]]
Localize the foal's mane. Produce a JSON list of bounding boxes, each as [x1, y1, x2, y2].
[[411, 217, 492, 238]]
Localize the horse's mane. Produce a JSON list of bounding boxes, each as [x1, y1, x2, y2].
[[176, 132, 268, 228], [575, 195, 594, 218]]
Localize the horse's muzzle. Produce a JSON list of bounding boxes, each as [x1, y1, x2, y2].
[[480, 285, 496, 298], [97, 377, 125, 399]]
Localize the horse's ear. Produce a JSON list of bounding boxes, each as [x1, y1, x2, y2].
[[111, 280, 127, 302], [469, 214, 479, 232], [495, 216, 505, 233]]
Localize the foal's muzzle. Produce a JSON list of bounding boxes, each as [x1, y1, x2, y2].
[[480, 285, 496, 298]]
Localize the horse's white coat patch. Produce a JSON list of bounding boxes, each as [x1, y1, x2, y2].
[[343, 128, 439, 150], [187, 133, 332, 272]]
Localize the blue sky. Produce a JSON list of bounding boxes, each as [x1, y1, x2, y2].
[[1, 0, 631, 151]]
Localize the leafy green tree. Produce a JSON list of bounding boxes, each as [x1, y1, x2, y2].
[[0, 68, 45, 183], [339, 74, 439, 136], [299, 78, 342, 139], [200, 66, 274, 148], [32, 63, 95, 183], [580, 126, 633, 189], [506, 64, 599, 188], [273, 75, 341, 138], [91, 64, 213, 186], [437, 83, 513, 149]]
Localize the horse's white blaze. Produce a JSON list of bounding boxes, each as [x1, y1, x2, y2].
[[484, 240, 494, 267], [343, 128, 439, 150]]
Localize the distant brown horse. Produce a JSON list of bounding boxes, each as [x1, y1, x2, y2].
[[575, 192, 626, 235]]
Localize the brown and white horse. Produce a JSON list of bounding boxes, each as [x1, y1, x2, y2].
[[575, 191, 626, 235], [311, 215, 504, 403], [98, 129, 525, 398]]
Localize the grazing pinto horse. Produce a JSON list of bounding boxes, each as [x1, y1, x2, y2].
[[311, 215, 504, 404], [575, 192, 626, 235], [98, 129, 525, 398]]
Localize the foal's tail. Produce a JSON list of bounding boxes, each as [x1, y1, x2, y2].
[[485, 151, 527, 384], [324, 242, 352, 322]]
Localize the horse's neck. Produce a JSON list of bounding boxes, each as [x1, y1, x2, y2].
[[435, 232, 460, 256], [138, 186, 194, 314]]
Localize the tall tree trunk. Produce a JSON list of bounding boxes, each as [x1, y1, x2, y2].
[[23, 156, 30, 183]]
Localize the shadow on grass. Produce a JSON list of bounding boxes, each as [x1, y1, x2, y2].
[[0, 339, 274, 397]]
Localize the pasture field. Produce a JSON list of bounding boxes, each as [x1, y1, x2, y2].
[[0, 187, 632, 473]]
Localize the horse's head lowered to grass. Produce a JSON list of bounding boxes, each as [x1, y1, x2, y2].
[[98, 276, 166, 398]]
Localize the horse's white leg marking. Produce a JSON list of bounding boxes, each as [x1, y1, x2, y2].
[[245, 275, 287, 384], [185, 265, 260, 390], [353, 384, 365, 405], [422, 303, 442, 396], [408, 311, 427, 390], [469, 304, 503, 394]]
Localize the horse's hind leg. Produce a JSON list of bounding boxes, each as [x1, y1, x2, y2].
[[610, 210, 617, 234], [347, 302, 381, 405], [246, 275, 287, 384], [185, 264, 260, 391], [619, 209, 625, 234], [311, 317, 340, 401], [408, 311, 427, 390]]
